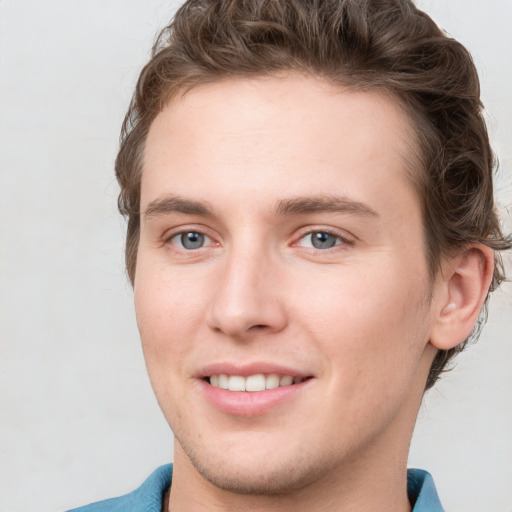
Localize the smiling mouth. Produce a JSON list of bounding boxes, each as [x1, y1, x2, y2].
[[206, 374, 311, 392]]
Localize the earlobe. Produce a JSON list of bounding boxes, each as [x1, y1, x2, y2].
[[429, 245, 494, 351]]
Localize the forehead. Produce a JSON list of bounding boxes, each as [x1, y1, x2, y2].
[[142, 74, 419, 219]]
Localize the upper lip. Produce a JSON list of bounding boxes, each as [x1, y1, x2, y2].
[[199, 362, 312, 378]]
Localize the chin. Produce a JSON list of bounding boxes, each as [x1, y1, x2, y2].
[[191, 453, 327, 496], [175, 429, 335, 496]]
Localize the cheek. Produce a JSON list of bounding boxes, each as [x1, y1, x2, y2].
[[297, 269, 431, 435], [134, 265, 205, 370], [134, 272, 199, 420], [295, 261, 431, 371]]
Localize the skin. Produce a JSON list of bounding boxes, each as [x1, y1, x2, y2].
[[134, 74, 490, 511]]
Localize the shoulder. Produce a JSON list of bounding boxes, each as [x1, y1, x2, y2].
[[407, 468, 445, 512], [65, 464, 173, 512]]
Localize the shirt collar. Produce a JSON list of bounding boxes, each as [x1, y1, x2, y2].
[[407, 468, 445, 511]]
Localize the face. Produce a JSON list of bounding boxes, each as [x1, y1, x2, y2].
[[135, 75, 438, 495]]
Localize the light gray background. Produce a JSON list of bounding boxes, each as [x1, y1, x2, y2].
[[0, 1, 511, 511]]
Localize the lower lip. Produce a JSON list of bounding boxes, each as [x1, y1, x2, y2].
[[198, 379, 312, 416]]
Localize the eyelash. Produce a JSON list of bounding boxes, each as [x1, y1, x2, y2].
[[163, 227, 354, 253], [166, 230, 217, 251], [294, 229, 352, 250]]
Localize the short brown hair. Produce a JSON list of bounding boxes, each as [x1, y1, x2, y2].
[[115, 0, 511, 389]]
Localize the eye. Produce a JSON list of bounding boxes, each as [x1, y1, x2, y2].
[[298, 231, 344, 250], [170, 231, 210, 250]]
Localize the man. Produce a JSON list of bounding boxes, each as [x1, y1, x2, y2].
[[68, 0, 510, 510]]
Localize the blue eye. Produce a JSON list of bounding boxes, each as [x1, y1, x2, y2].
[[173, 231, 206, 250], [300, 231, 341, 249]]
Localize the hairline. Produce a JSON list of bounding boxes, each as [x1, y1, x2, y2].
[[134, 71, 440, 281]]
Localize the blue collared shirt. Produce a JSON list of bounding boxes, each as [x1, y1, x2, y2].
[[66, 464, 444, 511], [407, 468, 445, 511]]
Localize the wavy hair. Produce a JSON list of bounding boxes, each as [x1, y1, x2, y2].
[[115, 0, 511, 389]]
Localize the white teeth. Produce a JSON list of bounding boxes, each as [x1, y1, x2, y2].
[[280, 375, 293, 386], [265, 373, 280, 389], [209, 373, 304, 391], [228, 375, 246, 391], [245, 374, 266, 392]]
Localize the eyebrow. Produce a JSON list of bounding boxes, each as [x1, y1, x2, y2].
[[144, 195, 214, 218], [143, 193, 379, 219], [274, 195, 379, 218]]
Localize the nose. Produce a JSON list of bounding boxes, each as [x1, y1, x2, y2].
[[206, 248, 288, 340]]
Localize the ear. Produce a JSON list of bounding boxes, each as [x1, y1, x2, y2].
[[429, 245, 494, 350]]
